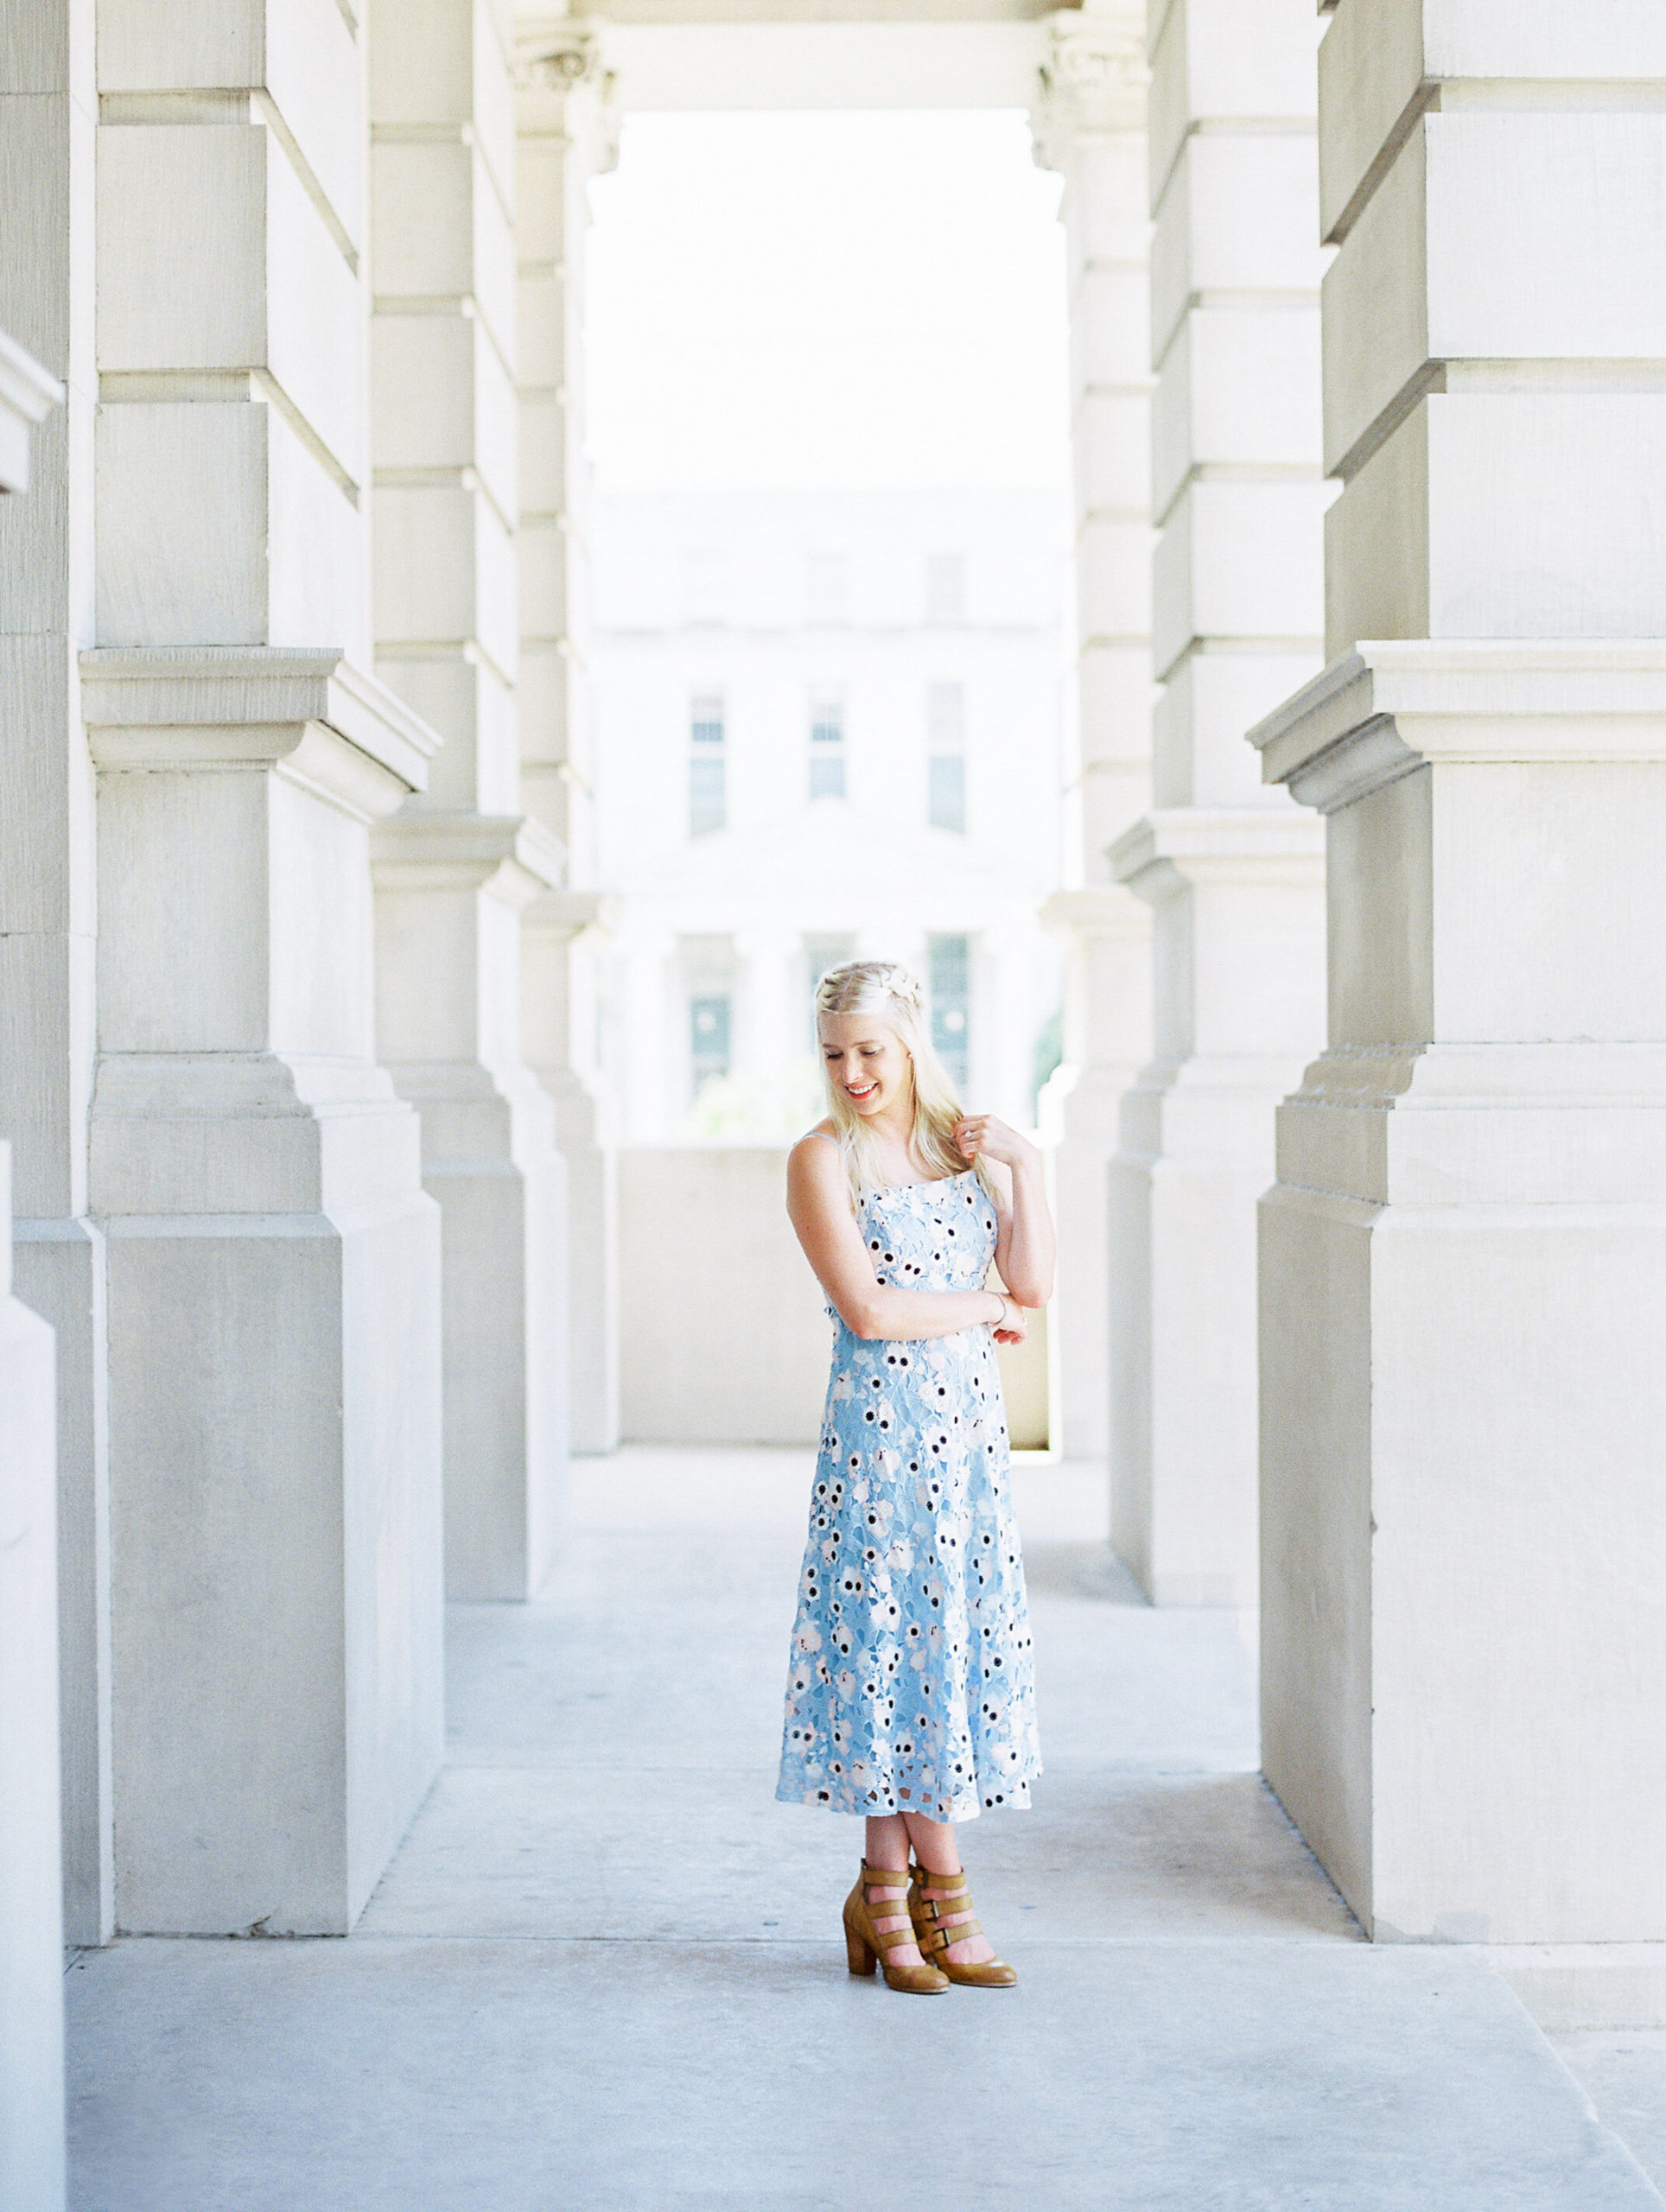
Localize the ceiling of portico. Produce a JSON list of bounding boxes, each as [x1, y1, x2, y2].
[[517, 0, 1133, 113], [520, 3, 1081, 21]]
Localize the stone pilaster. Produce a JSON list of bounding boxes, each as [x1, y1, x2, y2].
[[1103, 0, 1327, 1605], [368, 0, 572, 1582], [83, 651, 444, 1935], [371, 814, 569, 1596], [0, 12, 108, 1953], [516, 22, 621, 1453], [87, 0, 445, 1933], [1033, 3, 1154, 1461], [523, 892, 616, 1452], [0, 1139, 64, 2212], [1254, 2, 1666, 1959]]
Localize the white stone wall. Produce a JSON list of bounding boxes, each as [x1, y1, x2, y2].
[[617, 1146, 1050, 1452], [0, 1154, 67, 2207], [1255, 0, 1666, 1949]]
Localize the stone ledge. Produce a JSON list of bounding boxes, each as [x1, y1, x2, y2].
[[524, 887, 619, 938], [1040, 883, 1149, 942], [370, 810, 567, 902], [79, 646, 442, 818], [1250, 639, 1666, 814], [1110, 804, 1325, 899]]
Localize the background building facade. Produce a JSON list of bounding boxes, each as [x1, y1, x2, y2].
[[590, 487, 1069, 1142]]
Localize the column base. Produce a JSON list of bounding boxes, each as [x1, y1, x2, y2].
[[389, 1062, 569, 1602], [106, 1198, 444, 1935], [0, 1147, 67, 2209], [1110, 1065, 1284, 1608], [10, 1217, 111, 1948], [537, 1065, 617, 1459], [1040, 1059, 1135, 1463]]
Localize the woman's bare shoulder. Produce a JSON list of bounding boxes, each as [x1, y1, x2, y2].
[[787, 1123, 849, 1217]]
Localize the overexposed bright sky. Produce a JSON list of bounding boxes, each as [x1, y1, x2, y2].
[[585, 111, 1071, 492]]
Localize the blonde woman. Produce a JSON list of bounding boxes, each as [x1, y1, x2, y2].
[[776, 958, 1054, 1994]]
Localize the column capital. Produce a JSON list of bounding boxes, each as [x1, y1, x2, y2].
[[516, 18, 620, 175], [1031, 5, 1148, 172]]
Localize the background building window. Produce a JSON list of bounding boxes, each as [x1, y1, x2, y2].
[[928, 931, 970, 1092], [804, 550, 848, 626], [924, 550, 966, 625], [808, 688, 846, 802], [690, 993, 731, 1092], [689, 690, 726, 836], [927, 680, 966, 833]]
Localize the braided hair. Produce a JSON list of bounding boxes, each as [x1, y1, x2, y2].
[[812, 958, 999, 1211]]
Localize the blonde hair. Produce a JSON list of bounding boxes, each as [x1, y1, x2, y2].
[[813, 959, 998, 1211]]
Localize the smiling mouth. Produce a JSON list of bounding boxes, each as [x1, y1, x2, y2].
[[846, 1084, 877, 1101]]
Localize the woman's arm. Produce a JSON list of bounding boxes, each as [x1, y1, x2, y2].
[[954, 1117, 1056, 1307], [785, 1134, 1026, 1343]]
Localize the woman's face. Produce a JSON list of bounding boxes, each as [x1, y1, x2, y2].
[[819, 1012, 912, 1120]]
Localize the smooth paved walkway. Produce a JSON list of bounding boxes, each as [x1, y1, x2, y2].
[[67, 1450, 1666, 2209]]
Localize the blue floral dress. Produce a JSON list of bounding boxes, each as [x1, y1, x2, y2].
[[776, 1166, 1042, 1821]]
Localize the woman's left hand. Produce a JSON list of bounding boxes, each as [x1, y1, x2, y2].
[[953, 1115, 1036, 1171]]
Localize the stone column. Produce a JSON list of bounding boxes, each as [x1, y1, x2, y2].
[[1252, 1, 1666, 1960], [88, 2, 444, 1934], [617, 927, 674, 1146], [985, 928, 1038, 1132], [1103, 0, 1327, 1605], [0, 1144, 64, 2212], [735, 924, 800, 1099], [1033, 3, 1154, 1462], [515, 24, 621, 1452], [524, 891, 614, 1450], [0, 328, 68, 2212], [368, 0, 571, 1586], [0, 11, 111, 1950]]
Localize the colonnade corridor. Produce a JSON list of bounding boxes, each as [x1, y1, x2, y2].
[[63, 1451, 1666, 2209]]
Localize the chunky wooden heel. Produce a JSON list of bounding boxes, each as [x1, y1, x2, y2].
[[843, 1923, 877, 1975], [841, 1861, 949, 1994], [908, 1862, 1018, 1987]]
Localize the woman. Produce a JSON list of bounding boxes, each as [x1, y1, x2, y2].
[[776, 959, 1055, 1994]]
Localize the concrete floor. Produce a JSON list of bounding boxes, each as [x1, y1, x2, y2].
[[67, 1448, 1666, 2210]]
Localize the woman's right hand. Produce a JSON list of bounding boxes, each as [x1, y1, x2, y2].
[[992, 1295, 1027, 1345]]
